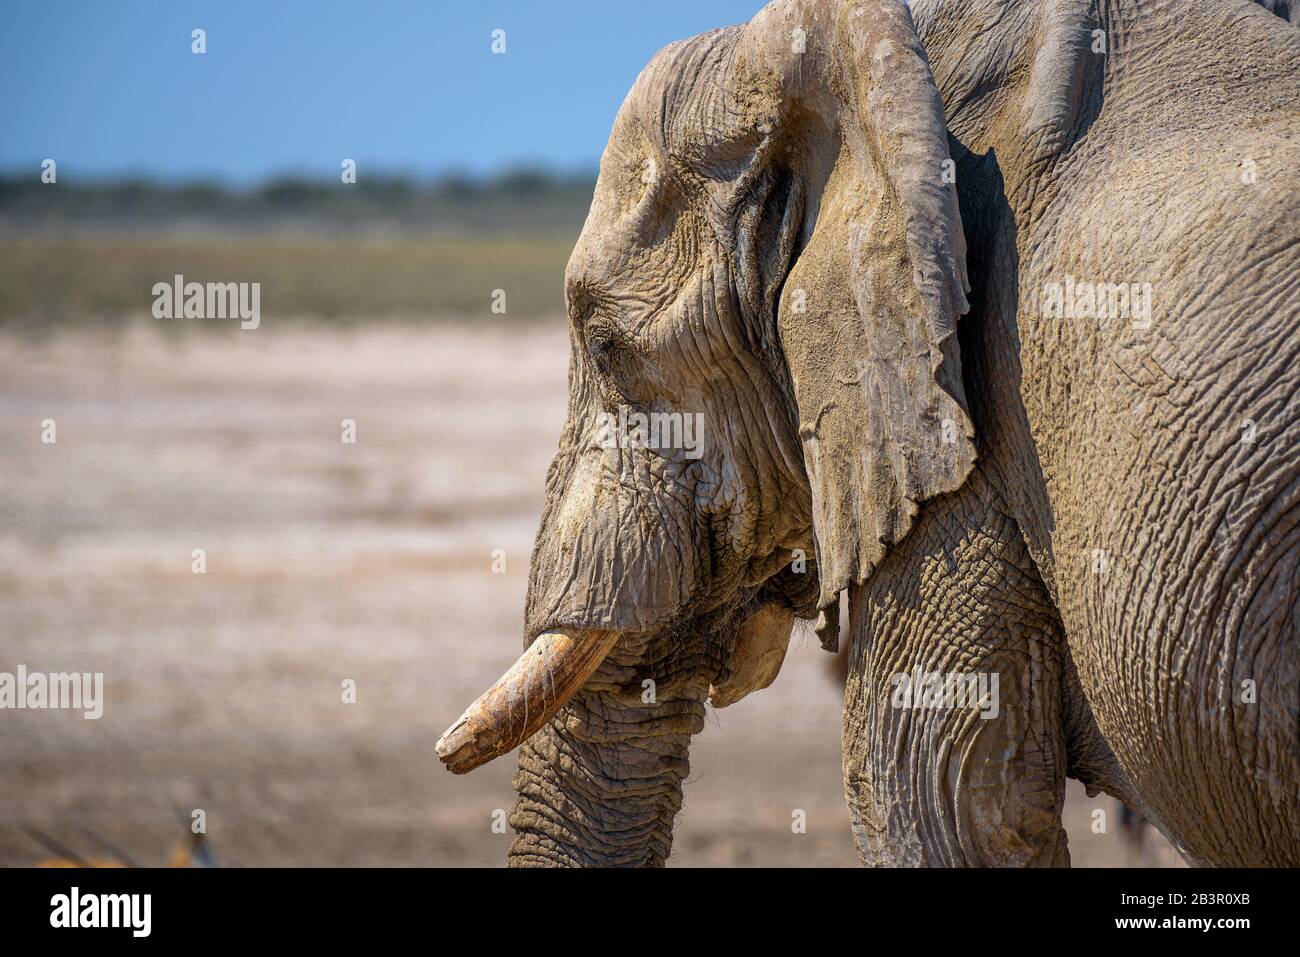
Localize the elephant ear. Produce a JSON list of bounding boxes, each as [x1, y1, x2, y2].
[[777, 2, 975, 616]]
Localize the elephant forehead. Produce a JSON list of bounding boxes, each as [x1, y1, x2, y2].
[[628, 25, 781, 176]]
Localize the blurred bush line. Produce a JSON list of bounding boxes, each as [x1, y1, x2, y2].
[[0, 167, 595, 233], [0, 167, 595, 327]]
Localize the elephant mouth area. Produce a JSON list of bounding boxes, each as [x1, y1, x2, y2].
[[436, 586, 806, 776], [538, 584, 809, 710]]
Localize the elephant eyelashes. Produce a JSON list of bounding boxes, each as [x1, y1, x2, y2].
[[583, 320, 639, 406], [584, 324, 617, 375]]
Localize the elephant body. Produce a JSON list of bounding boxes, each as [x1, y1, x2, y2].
[[871, 0, 1300, 866], [439, 0, 1300, 867]]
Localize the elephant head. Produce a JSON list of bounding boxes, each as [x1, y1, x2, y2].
[[437, 0, 975, 866]]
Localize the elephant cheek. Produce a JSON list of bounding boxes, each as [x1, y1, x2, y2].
[[708, 604, 795, 708]]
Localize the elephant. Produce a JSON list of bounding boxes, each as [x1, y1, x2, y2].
[[437, 0, 1300, 867]]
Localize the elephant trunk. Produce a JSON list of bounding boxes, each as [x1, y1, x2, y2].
[[506, 634, 710, 867]]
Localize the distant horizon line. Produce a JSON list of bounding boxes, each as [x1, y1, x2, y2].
[[0, 161, 601, 190]]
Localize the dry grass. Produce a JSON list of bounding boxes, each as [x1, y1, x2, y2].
[[0, 233, 575, 327]]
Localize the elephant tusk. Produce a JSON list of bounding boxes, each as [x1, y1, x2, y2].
[[435, 629, 619, 774]]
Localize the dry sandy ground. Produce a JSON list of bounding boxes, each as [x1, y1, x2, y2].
[[0, 320, 1182, 867]]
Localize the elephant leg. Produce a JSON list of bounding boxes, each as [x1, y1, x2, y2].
[[842, 470, 1071, 866]]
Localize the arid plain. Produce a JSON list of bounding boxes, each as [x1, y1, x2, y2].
[[0, 320, 1182, 866]]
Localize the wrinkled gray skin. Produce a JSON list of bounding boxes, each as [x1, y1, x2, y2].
[[498, 0, 1299, 867]]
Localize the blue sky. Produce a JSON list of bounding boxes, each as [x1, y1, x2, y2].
[[2, 1, 764, 184]]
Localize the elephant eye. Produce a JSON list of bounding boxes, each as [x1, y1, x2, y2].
[[585, 322, 620, 372], [583, 319, 639, 405]]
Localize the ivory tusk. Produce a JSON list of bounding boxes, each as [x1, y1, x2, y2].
[[435, 629, 619, 774]]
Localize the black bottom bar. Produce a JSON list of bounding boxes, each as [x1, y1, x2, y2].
[[0, 866, 1290, 942]]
